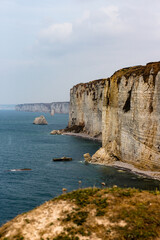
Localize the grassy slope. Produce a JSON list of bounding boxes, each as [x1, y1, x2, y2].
[[0, 187, 160, 240]]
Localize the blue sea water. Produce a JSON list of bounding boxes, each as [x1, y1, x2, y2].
[[0, 110, 159, 226]]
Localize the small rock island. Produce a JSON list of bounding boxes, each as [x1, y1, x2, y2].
[[33, 115, 48, 125]]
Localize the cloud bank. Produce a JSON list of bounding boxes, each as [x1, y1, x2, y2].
[[0, 0, 160, 104]]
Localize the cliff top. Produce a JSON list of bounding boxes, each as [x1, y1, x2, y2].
[[73, 78, 106, 89], [72, 61, 160, 90], [111, 61, 160, 83], [0, 187, 160, 240]]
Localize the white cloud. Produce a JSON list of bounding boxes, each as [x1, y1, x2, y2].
[[99, 6, 126, 34], [101, 5, 119, 20], [37, 5, 127, 53], [39, 23, 73, 43], [76, 10, 90, 24], [1, 0, 160, 104], [81, 6, 127, 36]]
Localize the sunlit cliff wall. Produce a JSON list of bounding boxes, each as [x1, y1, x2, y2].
[[68, 79, 105, 138], [92, 62, 160, 170], [69, 62, 160, 170]]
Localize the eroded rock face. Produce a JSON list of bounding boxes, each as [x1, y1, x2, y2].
[[33, 115, 48, 125], [68, 79, 105, 138], [92, 62, 160, 170], [69, 62, 160, 171]]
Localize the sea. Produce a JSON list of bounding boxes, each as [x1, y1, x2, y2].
[[0, 110, 160, 226]]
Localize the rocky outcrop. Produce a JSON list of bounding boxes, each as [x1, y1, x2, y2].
[[84, 153, 91, 162], [16, 102, 69, 114], [33, 115, 48, 125], [50, 129, 64, 135], [68, 79, 105, 139], [50, 125, 85, 135], [69, 62, 160, 171]]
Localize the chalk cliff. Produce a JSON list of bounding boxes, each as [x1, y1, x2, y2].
[[15, 102, 69, 114], [69, 62, 160, 171], [68, 79, 105, 139]]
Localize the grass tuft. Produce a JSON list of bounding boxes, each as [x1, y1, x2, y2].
[[1, 187, 160, 240], [54, 187, 100, 207], [63, 211, 88, 226]]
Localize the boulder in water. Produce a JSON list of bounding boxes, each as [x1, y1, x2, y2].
[[33, 115, 48, 125], [50, 129, 64, 135], [84, 153, 91, 162]]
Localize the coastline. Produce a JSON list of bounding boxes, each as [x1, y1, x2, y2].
[[62, 131, 102, 142], [91, 160, 160, 182], [61, 132, 160, 181]]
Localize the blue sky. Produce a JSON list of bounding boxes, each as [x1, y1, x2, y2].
[[0, 0, 160, 104]]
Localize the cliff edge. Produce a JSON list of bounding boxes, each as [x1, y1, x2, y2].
[[0, 187, 159, 240]]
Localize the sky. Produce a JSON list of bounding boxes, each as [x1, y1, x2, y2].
[[0, 0, 160, 104]]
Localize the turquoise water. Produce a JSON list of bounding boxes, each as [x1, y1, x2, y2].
[[0, 111, 159, 226]]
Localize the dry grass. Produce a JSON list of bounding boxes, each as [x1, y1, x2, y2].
[[0, 187, 160, 240], [110, 61, 160, 89]]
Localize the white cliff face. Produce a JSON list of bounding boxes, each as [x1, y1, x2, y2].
[[50, 102, 69, 114], [68, 79, 105, 138], [15, 102, 69, 114], [92, 62, 160, 171], [16, 104, 50, 113], [69, 62, 160, 171]]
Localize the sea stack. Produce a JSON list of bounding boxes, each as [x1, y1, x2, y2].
[[33, 115, 48, 125], [50, 109, 55, 116]]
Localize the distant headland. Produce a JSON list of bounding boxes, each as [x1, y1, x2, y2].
[[15, 102, 69, 114]]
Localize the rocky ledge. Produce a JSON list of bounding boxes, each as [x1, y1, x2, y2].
[[50, 125, 101, 141]]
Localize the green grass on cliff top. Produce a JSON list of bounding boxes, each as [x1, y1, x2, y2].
[[0, 187, 160, 240], [53, 187, 160, 240]]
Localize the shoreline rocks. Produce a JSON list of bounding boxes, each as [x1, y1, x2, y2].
[[50, 125, 85, 135], [84, 153, 91, 162], [50, 129, 64, 135]]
